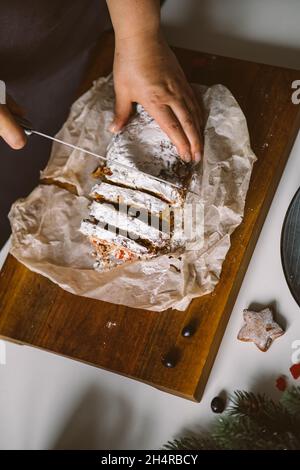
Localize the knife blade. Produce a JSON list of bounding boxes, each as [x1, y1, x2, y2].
[[14, 114, 200, 197]]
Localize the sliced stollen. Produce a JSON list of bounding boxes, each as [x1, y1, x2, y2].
[[96, 162, 185, 206], [80, 220, 150, 256], [81, 104, 194, 272], [90, 182, 171, 220], [92, 104, 192, 206], [89, 201, 170, 250], [80, 219, 153, 272]]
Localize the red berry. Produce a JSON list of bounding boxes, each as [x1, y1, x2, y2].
[[290, 363, 300, 380], [275, 376, 287, 391]]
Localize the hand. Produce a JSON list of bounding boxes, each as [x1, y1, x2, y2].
[[110, 31, 204, 163], [0, 100, 27, 150]]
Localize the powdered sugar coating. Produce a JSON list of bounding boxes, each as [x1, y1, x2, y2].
[[104, 105, 191, 205], [90, 201, 170, 249], [91, 182, 170, 217], [80, 220, 149, 255], [237, 307, 284, 352]]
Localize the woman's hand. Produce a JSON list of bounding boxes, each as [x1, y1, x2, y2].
[[110, 31, 204, 163], [0, 102, 27, 150]]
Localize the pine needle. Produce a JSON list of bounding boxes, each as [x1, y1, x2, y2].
[[163, 387, 300, 450]]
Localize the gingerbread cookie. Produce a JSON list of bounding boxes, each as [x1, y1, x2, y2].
[[237, 307, 284, 352]]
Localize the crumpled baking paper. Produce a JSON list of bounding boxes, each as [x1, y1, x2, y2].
[[9, 75, 256, 311]]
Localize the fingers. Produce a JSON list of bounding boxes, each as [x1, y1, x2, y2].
[[145, 103, 192, 163], [109, 86, 204, 164], [171, 98, 203, 163], [109, 93, 133, 133], [184, 86, 204, 136], [0, 105, 27, 150]]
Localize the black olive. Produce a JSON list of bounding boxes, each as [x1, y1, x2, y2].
[[181, 325, 195, 337], [211, 396, 226, 413], [162, 350, 179, 368], [162, 356, 176, 368]]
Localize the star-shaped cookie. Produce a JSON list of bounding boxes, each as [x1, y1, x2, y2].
[[237, 307, 284, 352]]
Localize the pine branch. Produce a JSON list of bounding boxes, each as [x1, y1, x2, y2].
[[281, 386, 300, 415], [228, 390, 300, 439], [163, 387, 300, 450], [164, 435, 218, 451]]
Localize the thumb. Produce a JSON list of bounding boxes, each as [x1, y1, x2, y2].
[[109, 95, 133, 133], [0, 105, 27, 150]]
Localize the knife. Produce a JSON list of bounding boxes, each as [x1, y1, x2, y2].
[[14, 114, 199, 196]]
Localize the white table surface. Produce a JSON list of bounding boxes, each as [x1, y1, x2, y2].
[[0, 132, 299, 450]]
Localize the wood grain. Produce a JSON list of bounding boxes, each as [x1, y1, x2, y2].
[[0, 31, 299, 401]]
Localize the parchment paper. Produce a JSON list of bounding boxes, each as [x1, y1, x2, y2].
[[9, 75, 256, 311]]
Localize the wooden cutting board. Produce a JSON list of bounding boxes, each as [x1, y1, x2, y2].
[[0, 31, 299, 401]]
